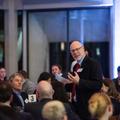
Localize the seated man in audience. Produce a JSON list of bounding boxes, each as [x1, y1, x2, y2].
[[24, 80, 54, 120], [9, 72, 28, 112], [88, 92, 113, 120], [0, 81, 34, 120], [42, 100, 68, 120], [24, 81, 80, 120]]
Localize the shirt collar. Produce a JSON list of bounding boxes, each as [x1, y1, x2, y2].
[[77, 55, 86, 65]]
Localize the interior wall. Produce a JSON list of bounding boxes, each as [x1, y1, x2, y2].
[[29, 13, 49, 82], [0, 0, 3, 7]]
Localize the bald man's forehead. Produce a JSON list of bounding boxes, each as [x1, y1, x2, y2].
[[39, 80, 48, 84], [70, 41, 83, 49], [37, 81, 47, 88], [37, 81, 51, 92]]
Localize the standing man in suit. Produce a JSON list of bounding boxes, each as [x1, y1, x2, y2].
[[68, 40, 103, 120]]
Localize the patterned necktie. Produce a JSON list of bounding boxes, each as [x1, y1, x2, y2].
[[73, 63, 81, 74], [72, 62, 80, 101]]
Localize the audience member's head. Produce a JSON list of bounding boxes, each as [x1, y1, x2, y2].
[[37, 72, 52, 83], [0, 67, 6, 81], [36, 81, 54, 101], [0, 81, 12, 104], [42, 100, 67, 120], [101, 78, 112, 93], [18, 70, 28, 79], [101, 78, 120, 100], [51, 64, 62, 75], [88, 92, 113, 120], [9, 72, 24, 92]]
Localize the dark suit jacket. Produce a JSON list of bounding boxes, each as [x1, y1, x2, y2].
[[11, 91, 28, 111], [71, 56, 103, 120], [24, 98, 51, 120], [64, 102, 81, 120], [0, 105, 34, 120], [24, 98, 81, 120]]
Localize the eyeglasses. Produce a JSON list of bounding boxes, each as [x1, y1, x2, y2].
[[70, 46, 83, 53]]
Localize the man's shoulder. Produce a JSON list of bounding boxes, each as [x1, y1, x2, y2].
[[25, 101, 40, 108], [85, 56, 98, 63], [83, 56, 101, 67], [24, 102, 42, 112], [25, 99, 51, 108], [0, 106, 33, 120], [25, 99, 52, 114], [18, 112, 34, 120]]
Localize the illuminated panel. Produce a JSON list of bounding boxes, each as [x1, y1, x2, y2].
[[113, 0, 120, 77]]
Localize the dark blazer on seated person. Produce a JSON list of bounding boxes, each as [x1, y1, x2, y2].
[[10, 91, 28, 111], [24, 98, 51, 120], [0, 105, 34, 120]]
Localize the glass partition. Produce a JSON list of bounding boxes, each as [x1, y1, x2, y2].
[[69, 9, 110, 76], [28, 8, 110, 82]]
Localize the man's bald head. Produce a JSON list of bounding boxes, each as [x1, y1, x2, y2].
[[70, 41, 83, 50], [36, 81, 54, 100]]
